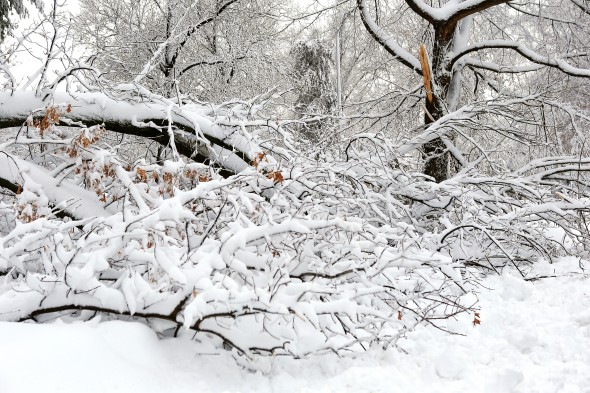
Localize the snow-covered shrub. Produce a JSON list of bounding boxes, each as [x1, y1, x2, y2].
[[0, 95, 484, 361], [2, 92, 589, 364]]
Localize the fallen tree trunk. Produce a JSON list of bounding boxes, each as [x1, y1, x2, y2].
[[0, 92, 263, 176]]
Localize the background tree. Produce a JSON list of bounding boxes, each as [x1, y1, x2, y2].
[[0, 0, 39, 41], [75, 0, 290, 102], [356, 0, 590, 182], [290, 38, 336, 142]]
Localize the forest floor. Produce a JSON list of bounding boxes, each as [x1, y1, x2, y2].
[[1, 257, 589, 393]]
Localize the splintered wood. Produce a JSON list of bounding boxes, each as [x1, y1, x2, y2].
[[419, 44, 433, 104]]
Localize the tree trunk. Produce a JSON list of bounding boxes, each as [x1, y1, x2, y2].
[[421, 23, 457, 183]]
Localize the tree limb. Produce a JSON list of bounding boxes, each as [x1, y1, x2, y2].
[[445, 0, 511, 25], [450, 40, 590, 77], [0, 92, 262, 176], [169, 0, 239, 68], [357, 0, 423, 75], [571, 0, 590, 15]]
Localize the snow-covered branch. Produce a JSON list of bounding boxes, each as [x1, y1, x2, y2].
[[0, 91, 266, 174], [404, 0, 511, 24], [356, 0, 422, 74], [451, 40, 590, 78]]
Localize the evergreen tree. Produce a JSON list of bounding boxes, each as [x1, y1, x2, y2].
[[291, 39, 336, 142], [0, 0, 36, 41]]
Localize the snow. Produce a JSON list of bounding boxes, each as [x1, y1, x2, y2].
[[0, 154, 111, 220], [1, 258, 589, 393]]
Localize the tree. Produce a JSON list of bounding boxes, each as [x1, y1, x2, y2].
[[290, 38, 336, 142], [356, 0, 590, 182], [75, 0, 289, 103]]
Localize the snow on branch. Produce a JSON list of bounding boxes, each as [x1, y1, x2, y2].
[[0, 154, 110, 220], [0, 91, 267, 175], [403, 0, 510, 24], [452, 40, 590, 78], [1, 0, 590, 367], [395, 94, 542, 156], [0, 154, 475, 359], [357, 0, 423, 74]]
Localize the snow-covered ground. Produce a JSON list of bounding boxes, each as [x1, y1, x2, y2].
[[1, 258, 589, 393]]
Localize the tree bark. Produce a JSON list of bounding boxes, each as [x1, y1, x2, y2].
[[421, 22, 457, 183]]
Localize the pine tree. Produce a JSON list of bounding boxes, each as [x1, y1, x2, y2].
[[291, 39, 336, 142], [0, 0, 35, 41]]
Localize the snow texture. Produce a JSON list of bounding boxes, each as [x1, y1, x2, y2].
[[1, 258, 588, 393]]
